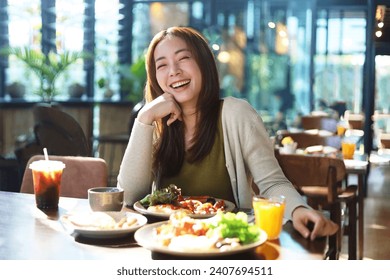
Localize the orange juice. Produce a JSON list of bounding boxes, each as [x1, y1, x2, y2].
[[341, 142, 356, 159], [337, 125, 347, 136], [252, 196, 285, 240]]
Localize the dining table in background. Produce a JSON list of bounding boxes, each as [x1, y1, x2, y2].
[[344, 154, 369, 260], [0, 191, 328, 260]]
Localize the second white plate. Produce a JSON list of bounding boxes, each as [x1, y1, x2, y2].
[[61, 211, 147, 239], [133, 198, 236, 219]]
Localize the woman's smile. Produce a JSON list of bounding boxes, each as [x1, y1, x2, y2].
[[170, 79, 191, 89]]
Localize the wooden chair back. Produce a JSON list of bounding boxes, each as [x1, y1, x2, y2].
[[301, 115, 337, 133], [33, 104, 91, 157], [380, 133, 390, 149], [276, 153, 357, 260], [275, 154, 346, 204], [20, 155, 108, 198], [345, 112, 364, 130]]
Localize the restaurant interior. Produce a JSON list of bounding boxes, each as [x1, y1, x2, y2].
[[0, 0, 389, 260]]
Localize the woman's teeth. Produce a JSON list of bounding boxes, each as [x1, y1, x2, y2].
[[171, 80, 190, 89]]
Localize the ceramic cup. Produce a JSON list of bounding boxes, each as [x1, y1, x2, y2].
[[88, 187, 124, 211]]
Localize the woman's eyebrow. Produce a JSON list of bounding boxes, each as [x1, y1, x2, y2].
[[155, 48, 190, 63]]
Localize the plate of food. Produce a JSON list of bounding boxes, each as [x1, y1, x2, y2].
[[61, 211, 147, 239], [305, 145, 338, 155], [134, 211, 267, 257], [133, 184, 236, 219]]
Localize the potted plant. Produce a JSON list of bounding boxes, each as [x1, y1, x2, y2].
[[68, 82, 85, 99], [1, 47, 91, 102], [6, 81, 26, 99]]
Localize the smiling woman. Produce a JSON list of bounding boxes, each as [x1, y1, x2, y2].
[[117, 26, 339, 246]]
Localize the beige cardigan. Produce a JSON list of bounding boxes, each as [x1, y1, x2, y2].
[[117, 97, 307, 220]]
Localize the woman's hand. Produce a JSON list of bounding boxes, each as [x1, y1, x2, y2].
[[291, 206, 339, 240], [137, 93, 182, 126]]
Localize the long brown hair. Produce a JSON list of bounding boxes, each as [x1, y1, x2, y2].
[[144, 26, 221, 188]]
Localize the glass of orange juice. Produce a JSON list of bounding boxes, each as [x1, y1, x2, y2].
[[337, 125, 347, 136], [341, 141, 356, 159], [252, 195, 285, 240]]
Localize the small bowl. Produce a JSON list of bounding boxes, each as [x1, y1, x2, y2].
[[279, 142, 298, 154], [88, 187, 124, 212]]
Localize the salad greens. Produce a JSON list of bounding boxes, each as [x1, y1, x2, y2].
[[210, 212, 260, 245], [139, 184, 182, 207]]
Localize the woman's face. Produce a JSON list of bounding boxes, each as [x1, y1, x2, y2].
[[154, 36, 202, 107]]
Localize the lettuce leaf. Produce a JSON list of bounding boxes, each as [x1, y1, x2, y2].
[[139, 184, 182, 207], [210, 212, 260, 245]]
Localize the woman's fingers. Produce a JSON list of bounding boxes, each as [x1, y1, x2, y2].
[[167, 113, 179, 126], [164, 93, 182, 125], [138, 92, 182, 125], [292, 207, 339, 240], [310, 218, 338, 240]]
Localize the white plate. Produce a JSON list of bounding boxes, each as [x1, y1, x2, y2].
[[133, 199, 236, 219], [323, 146, 338, 154], [369, 153, 390, 165], [305, 145, 324, 153], [343, 159, 369, 168], [345, 129, 364, 137], [61, 211, 147, 239], [305, 145, 338, 154], [134, 221, 267, 257], [318, 130, 334, 137], [304, 129, 334, 137]]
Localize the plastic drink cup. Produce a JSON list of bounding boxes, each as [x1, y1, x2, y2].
[[341, 141, 356, 159], [252, 195, 286, 240], [29, 160, 66, 210]]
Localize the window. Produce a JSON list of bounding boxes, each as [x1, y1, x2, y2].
[[6, 0, 42, 99], [314, 9, 366, 115], [3, 0, 88, 101], [0, 0, 373, 138]]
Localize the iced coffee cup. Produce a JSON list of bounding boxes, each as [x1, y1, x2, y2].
[[29, 160, 66, 210]]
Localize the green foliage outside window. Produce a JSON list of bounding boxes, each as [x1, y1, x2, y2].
[[0, 47, 91, 102]]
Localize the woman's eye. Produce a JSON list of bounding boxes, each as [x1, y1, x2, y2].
[[180, 56, 190, 61], [156, 64, 166, 70]]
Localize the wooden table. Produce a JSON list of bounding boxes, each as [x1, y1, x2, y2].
[[0, 191, 328, 260], [344, 156, 369, 260]]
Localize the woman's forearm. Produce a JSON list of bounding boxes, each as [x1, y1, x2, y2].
[[117, 119, 155, 205]]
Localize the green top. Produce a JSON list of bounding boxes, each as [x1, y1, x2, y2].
[[160, 101, 235, 202]]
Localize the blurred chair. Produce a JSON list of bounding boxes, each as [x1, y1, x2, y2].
[[20, 155, 108, 199], [379, 133, 390, 149], [301, 115, 337, 133], [344, 111, 364, 130], [33, 103, 91, 157], [275, 153, 357, 260], [277, 130, 342, 150], [14, 104, 92, 185]]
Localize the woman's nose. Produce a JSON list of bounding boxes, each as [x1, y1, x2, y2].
[[169, 63, 182, 76]]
